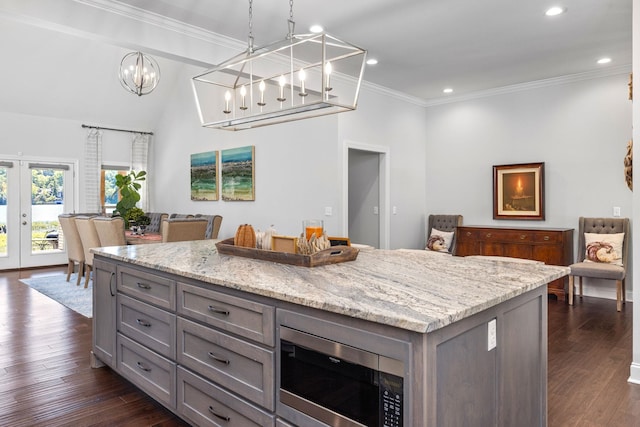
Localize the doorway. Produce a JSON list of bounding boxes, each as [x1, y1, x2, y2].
[[343, 142, 390, 249], [0, 158, 76, 269]]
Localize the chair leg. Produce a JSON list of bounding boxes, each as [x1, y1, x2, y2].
[[84, 265, 92, 288], [616, 280, 622, 312], [66, 260, 74, 282], [623, 278, 627, 305], [76, 262, 84, 286], [579, 277, 583, 299], [568, 276, 574, 305]]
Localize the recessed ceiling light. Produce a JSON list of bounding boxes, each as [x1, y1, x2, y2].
[[443, 88, 453, 94], [597, 57, 612, 64], [309, 24, 324, 33], [545, 6, 566, 16], [366, 58, 378, 65]]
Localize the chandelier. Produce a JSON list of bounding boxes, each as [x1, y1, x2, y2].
[[119, 52, 160, 96], [191, 0, 367, 131]]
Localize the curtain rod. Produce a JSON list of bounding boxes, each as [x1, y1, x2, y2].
[[81, 124, 154, 135]]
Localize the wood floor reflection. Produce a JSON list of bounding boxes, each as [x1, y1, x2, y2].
[[1, 266, 638, 426]]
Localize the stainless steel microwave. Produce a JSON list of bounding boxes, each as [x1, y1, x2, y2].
[[279, 326, 404, 427]]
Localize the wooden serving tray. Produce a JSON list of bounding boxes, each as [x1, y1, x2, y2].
[[215, 238, 359, 267]]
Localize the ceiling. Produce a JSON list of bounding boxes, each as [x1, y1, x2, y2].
[[110, 0, 632, 103]]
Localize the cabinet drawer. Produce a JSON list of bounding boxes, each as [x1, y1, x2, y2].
[[533, 232, 562, 243], [480, 230, 532, 242], [177, 367, 274, 427], [177, 317, 275, 410], [178, 282, 275, 346], [118, 265, 176, 310], [118, 293, 176, 359], [117, 333, 176, 409]]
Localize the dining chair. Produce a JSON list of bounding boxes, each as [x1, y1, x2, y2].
[[195, 214, 223, 239], [145, 212, 168, 233], [161, 218, 208, 242], [58, 214, 85, 286], [426, 214, 463, 254], [74, 216, 101, 288], [169, 213, 194, 219], [568, 217, 630, 311], [93, 217, 127, 247]]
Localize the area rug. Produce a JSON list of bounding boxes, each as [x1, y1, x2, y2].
[[19, 273, 92, 318]]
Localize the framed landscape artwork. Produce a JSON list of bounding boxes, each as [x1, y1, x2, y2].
[[190, 151, 218, 201], [221, 146, 255, 201], [493, 162, 545, 220]]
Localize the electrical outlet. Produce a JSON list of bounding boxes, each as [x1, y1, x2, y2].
[[324, 207, 332, 216], [373, 206, 379, 215], [488, 319, 497, 351], [393, 206, 397, 215], [613, 206, 621, 217]]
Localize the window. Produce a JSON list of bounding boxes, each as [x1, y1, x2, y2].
[[101, 166, 128, 214]]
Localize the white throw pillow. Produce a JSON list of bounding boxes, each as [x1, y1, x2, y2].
[[426, 229, 454, 253], [584, 232, 624, 266]]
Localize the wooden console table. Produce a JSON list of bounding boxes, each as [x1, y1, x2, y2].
[[454, 226, 573, 300]]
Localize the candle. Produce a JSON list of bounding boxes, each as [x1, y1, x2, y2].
[[325, 61, 333, 92], [239, 85, 248, 110], [258, 80, 266, 106], [277, 74, 286, 102], [303, 219, 324, 241], [299, 68, 307, 97], [223, 90, 231, 114]]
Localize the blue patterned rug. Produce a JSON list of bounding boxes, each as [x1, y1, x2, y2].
[[19, 273, 92, 318]]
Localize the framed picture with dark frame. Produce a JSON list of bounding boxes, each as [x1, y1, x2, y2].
[[493, 162, 545, 220]]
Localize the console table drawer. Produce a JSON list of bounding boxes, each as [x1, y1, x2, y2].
[[118, 293, 176, 359], [118, 265, 176, 310], [178, 282, 275, 346], [480, 229, 532, 242], [178, 367, 274, 427], [117, 333, 176, 409], [533, 232, 562, 243], [177, 317, 275, 410]]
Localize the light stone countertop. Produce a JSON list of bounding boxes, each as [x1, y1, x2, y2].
[[93, 240, 569, 333]]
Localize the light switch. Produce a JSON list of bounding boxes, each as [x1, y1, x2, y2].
[[488, 319, 497, 351], [324, 207, 332, 216], [613, 206, 621, 217]]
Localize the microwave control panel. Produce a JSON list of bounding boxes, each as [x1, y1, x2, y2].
[[380, 372, 403, 427]]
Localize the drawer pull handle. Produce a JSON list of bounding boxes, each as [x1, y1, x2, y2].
[[136, 319, 151, 328], [208, 306, 230, 316], [543, 235, 550, 241], [208, 406, 230, 422], [136, 362, 151, 372], [208, 352, 230, 365], [466, 231, 472, 236], [136, 282, 151, 290], [486, 233, 492, 238], [520, 235, 526, 240]]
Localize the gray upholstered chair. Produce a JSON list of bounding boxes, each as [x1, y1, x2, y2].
[[145, 212, 168, 233], [58, 214, 85, 286], [195, 214, 223, 239], [75, 216, 101, 288], [568, 217, 630, 311], [161, 218, 208, 242], [93, 217, 127, 247], [427, 214, 463, 254]]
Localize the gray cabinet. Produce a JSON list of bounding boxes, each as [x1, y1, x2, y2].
[[92, 258, 117, 368]]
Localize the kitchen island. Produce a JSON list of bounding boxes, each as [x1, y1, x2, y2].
[[92, 240, 568, 426]]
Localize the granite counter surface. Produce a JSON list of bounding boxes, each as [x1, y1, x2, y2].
[[93, 241, 569, 333]]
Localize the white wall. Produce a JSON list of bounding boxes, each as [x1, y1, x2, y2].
[[424, 73, 633, 299]]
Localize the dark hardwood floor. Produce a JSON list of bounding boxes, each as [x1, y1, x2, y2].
[[0, 266, 638, 426]]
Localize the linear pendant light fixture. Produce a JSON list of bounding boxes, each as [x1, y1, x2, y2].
[[119, 51, 160, 96], [191, 0, 367, 131]]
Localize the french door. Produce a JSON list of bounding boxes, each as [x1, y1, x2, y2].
[[0, 158, 76, 269]]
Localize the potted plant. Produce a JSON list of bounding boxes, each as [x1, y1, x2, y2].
[[113, 170, 146, 227]]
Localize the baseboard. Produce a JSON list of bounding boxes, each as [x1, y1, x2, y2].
[[628, 363, 640, 384]]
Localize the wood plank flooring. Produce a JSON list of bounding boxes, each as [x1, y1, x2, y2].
[[0, 266, 638, 426]]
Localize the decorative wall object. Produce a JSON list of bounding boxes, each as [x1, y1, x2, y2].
[[190, 151, 218, 201], [221, 146, 255, 201], [624, 140, 632, 191], [493, 162, 545, 220]]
